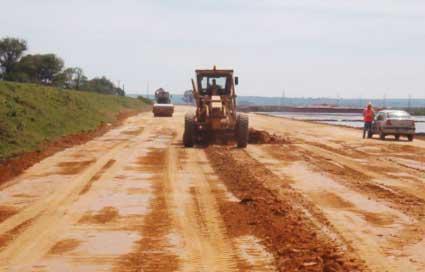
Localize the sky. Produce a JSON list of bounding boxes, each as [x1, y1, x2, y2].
[[1, 0, 425, 98]]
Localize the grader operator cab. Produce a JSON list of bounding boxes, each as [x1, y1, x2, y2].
[[183, 67, 249, 148]]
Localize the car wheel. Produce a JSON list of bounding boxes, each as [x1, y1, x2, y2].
[[380, 132, 386, 140], [395, 135, 400, 141]]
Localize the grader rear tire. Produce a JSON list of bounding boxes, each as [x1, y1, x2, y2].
[[183, 113, 195, 147], [236, 113, 249, 148]]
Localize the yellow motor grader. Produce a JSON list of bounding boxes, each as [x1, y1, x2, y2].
[[183, 66, 248, 148]]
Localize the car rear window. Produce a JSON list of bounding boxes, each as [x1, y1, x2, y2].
[[388, 111, 411, 118]]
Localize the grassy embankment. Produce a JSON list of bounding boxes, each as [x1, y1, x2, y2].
[[0, 81, 150, 160]]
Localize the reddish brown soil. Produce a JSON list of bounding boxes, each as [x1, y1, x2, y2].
[[79, 207, 120, 224], [114, 149, 179, 272], [57, 159, 96, 175], [0, 110, 141, 186], [0, 205, 19, 224], [267, 143, 425, 221], [206, 146, 366, 272], [249, 128, 290, 144], [48, 239, 81, 255], [0, 218, 34, 249], [122, 128, 144, 136], [79, 159, 116, 195]]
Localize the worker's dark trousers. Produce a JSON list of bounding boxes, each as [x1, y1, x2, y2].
[[363, 122, 372, 138]]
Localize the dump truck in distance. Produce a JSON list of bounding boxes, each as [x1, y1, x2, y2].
[[153, 88, 174, 117]]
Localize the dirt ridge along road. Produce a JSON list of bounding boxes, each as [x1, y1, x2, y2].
[[246, 113, 425, 271], [206, 146, 366, 272]]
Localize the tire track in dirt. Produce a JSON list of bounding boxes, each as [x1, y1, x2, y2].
[[0, 140, 128, 238], [1, 108, 259, 271], [165, 145, 239, 271], [114, 148, 179, 272], [80, 159, 116, 195], [268, 143, 425, 219], [32, 126, 175, 272], [206, 146, 366, 272], [114, 117, 242, 271], [0, 118, 151, 268], [247, 144, 425, 271], [288, 142, 425, 250]]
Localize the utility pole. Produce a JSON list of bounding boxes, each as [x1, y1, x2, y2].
[[408, 94, 412, 110], [146, 81, 150, 99], [383, 93, 387, 109], [280, 89, 285, 107]]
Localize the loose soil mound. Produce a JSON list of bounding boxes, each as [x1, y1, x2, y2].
[[249, 128, 290, 144], [206, 146, 366, 272]]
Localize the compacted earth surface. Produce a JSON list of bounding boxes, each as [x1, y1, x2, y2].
[[0, 106, 424, 271]]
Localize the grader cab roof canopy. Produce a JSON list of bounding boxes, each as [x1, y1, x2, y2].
[[195, 69, 234, 77], [195, 67, 237, 96]]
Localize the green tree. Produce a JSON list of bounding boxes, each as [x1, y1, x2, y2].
[[0, 37, 27, 79], [57, 67, 87, 89], [55, 67, 73, 88], [116, 87, 125, 96], [83, 76, 115, 94], [82, 76, 125, 96], [73, 67, 86, 90], [13, 54, 64, 84]]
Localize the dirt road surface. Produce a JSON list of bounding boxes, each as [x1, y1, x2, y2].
[[0, 106, 424, 271]]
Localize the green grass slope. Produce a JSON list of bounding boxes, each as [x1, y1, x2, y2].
[[0, 81, 149, 160]]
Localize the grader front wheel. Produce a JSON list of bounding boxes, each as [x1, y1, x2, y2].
[[183, 113, 195, 147], [236, 114, 249, 148]]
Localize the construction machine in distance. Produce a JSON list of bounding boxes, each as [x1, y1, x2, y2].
[[183, 66, 249, 148], [153, 88, 174, 117]]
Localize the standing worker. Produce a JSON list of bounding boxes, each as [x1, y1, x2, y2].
[[363, 103, 375, 138]]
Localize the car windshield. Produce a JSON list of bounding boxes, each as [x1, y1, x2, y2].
[[387, 111, 411, 118]]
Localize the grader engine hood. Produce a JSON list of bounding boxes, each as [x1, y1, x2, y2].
[[209, 95, 231, 130]]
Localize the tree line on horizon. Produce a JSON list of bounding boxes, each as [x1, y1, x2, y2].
[[0, 37, 124, 96]]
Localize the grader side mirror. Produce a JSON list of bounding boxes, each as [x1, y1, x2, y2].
[[235, 76, 239, 85]]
